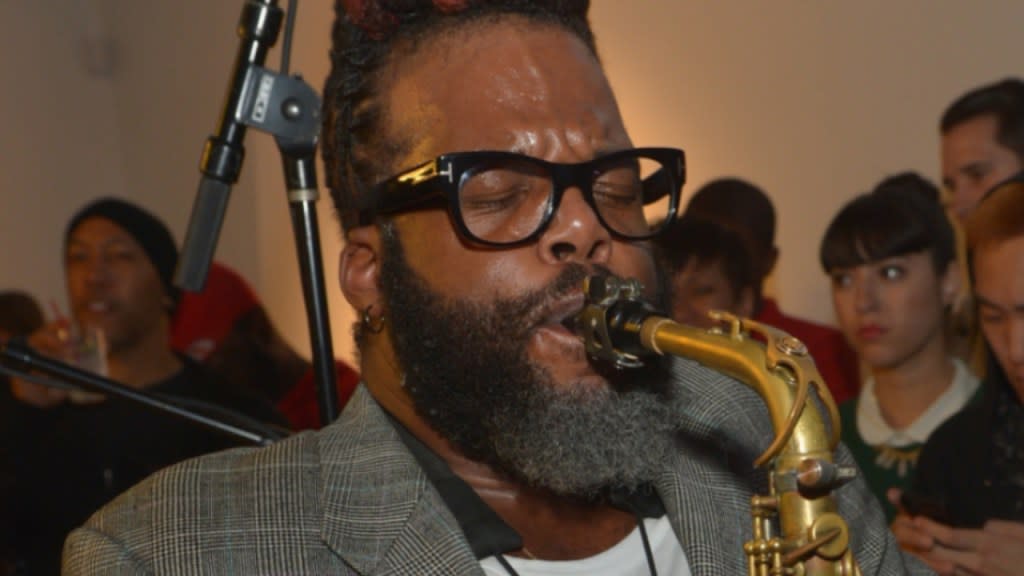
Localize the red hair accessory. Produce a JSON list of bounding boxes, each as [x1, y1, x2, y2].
[[341, 0, 473, 39], [433, 0, 471, 13], [341, 0, 397, 40]]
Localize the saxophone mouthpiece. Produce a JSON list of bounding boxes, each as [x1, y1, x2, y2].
[[575, 275, 660, 369]]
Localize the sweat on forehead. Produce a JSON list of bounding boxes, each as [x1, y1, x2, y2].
[[381, 20, 611, 153], [322, 0, 597, 229]]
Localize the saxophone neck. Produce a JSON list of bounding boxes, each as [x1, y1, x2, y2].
[[575, 274, 860, 575]]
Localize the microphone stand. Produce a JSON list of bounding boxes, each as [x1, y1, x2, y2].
[[176, 0, 338, 426], [279, 136, 339, 428], [0, 339, 288, 446]]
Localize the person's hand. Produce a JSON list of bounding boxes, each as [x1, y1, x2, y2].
[[933, 520, 1024, 576], [888, 490, 1024, 575], [9, 321, 72, 408], [889, 488, 960, 574], [891, 512, 959, 574]]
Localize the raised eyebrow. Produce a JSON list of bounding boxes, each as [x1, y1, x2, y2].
[[961, 160, 990, 175], [974, 294, 1005, 312], [65, 240, 88, 254]]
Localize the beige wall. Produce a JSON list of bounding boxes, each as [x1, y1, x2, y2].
[[3, 1, 1023, 366]]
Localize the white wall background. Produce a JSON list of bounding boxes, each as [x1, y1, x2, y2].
[[2, 0, 1023, 366]]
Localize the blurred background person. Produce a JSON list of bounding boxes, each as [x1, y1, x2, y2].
[[0, 292, 44, 340], [7, 198, 285, 575], [0, 290, 45, 576], [687, 177, 860, 403], [0, 290, 44, 411], [820, 173, 978, 522], [895, 177, 1024, 575], [940, 78, 1024, 224], [653, 213, 755, 329], [171, 262, 360, 430], [939, 78, 1024, 377]]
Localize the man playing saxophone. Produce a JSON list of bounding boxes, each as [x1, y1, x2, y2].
[[65, 2, 930, 574]]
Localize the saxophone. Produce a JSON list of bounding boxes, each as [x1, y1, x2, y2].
[[576, 276, 862, 576]]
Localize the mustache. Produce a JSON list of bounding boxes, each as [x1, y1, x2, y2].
[[506, 263, 615, 331]]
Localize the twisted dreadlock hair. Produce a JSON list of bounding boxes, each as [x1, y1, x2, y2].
[[322, 0, 596, 230]]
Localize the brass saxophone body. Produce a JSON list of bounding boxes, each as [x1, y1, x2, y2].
[[577, 276, 861, 576]]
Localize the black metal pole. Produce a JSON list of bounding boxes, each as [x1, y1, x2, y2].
[[280, 144, 338, 426], [0, 340, 288, 446]]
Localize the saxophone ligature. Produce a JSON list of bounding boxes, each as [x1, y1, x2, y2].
[[575, 275, 861, 576]]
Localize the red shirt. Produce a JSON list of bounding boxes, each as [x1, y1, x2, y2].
[[169, 262, 361, 430], [276, 361, 361, 431], [755, 298, 859, 404], [170, 262, 259, 361]]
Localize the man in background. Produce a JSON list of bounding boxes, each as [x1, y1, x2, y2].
[[8, 198, 283, 575], [171, 261, 360, 429], [653, 214, 755, 329], [940, 78, 1024, 223], [686, 178, 859, 403], [938, 79, 1024, 373]]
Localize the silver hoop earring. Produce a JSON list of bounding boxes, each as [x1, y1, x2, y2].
[[361, 305, 385, 334]]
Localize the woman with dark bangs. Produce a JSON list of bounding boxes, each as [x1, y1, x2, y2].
[[820, 172, 981, 522]]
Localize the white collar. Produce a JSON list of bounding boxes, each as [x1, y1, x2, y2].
[[857, 358, 980, 447]]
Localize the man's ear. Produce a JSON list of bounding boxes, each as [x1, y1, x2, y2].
[[736, 285, 755, 319], [764, 246, 780, 278], [940, 260, 962, 308], [340, 226, 382, 312]]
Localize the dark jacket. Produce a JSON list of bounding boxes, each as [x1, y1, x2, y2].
[[4, 356, 286, 576], [912, 354, 1024, 527]]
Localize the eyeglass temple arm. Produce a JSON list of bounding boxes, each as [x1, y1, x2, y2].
[[642, 167, 673, 203]]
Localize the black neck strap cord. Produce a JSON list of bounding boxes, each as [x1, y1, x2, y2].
[[494, 515, 658, 576]]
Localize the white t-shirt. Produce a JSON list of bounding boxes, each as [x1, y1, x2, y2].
[[478, 515, 691, 576]]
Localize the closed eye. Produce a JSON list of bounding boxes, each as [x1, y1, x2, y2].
[[461, 186, 531, 214], [592, 182, 642, 207]]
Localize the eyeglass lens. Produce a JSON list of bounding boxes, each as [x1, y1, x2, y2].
[[456, 154, 673, 244]]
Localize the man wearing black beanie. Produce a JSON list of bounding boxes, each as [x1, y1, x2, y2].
[[12, 197, 185, 404], [65, 197, 182, 309], [6, 197, 284, 576]]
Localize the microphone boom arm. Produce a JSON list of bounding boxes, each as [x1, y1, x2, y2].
[[0, 340, 289, 446]]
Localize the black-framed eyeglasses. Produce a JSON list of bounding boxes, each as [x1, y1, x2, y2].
[[351, 147, 686, 247]]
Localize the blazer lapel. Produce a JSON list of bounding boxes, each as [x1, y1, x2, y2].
[[658, 442, 753, 576], [660, 357, 776, 576], [318, 387, 481, 575]]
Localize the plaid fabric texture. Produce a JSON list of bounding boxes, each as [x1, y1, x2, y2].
[[63, 360, 933, 575]]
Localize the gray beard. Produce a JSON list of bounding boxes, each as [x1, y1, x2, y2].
[[482, 372, 679, 497], [379, 225, 679, 498]]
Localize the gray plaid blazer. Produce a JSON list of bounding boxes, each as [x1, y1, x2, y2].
[[63, 359, 932, 575]]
